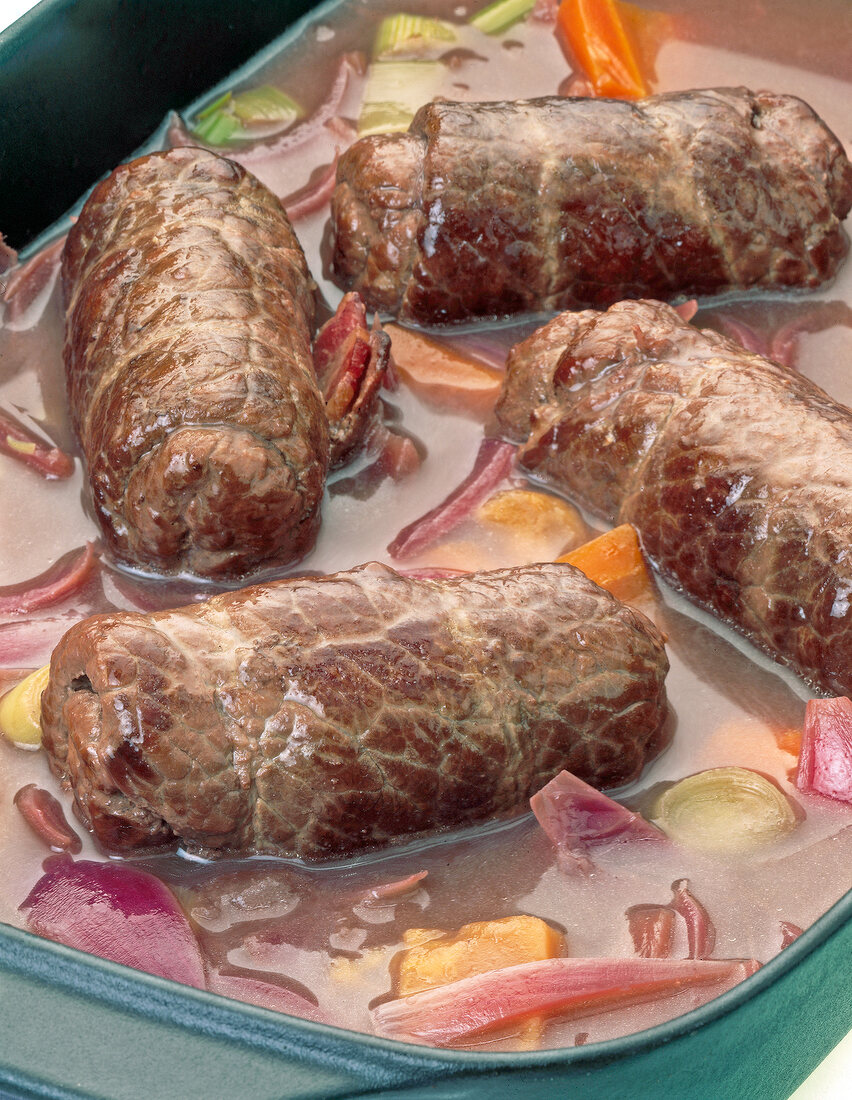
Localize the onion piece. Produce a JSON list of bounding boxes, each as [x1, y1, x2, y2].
[[651, 766, 798, 853], [206, 970, 329, 1023], [795, 696, 852, 804], [1, 234, 66, 324], [282, 157, 339, 221], [671, 879, 716, 959], [0, 543, 97, 616], [388, 437, 516, 560], [779, 920, 803, 948], [20, 855, 206, 987], [0, 404, 74, 480], [362, 870, 428, 905], [626, 904, 675, 958], [372, 955, 760, 1045], [14, 785, 82, 853], [531, 769, 667, 871]]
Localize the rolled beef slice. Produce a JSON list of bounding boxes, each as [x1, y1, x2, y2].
[[40, 562, 669, 860], [62, 147, 328, 580], [330, 88, 852, 325], [496, 299, 852, 696]]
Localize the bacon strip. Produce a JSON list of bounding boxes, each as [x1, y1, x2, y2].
[[372, 955, 760, 1045], [388, 438, 516, 560], [283, 157, 339, 221]]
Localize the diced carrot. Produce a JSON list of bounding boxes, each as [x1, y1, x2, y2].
[[775, 728, 803, 757], [557, 0, 649, 99], [385, 324, 504, 418], [477, 489, 589, 559], [558, 523, 652, 602], [396, 914, 564, 1047]]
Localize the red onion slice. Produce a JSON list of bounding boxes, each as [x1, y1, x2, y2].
[[626, 904, 676, 958], [671, 879, 716, 959], [795, 696, 852, 804], [206, 970, 329, 1023], [20, 855, 206, 988], [531, 770, 667, 871], [372, 955, 760, 1045], [1, 235, 66, 323], [388, 438, 516, 560], [0, 405, 74, 480], [0, 543, 97, 616], [283, 157, 339, 221], [14, 785, 82, 854]]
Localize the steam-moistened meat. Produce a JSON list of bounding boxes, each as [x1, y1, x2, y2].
[[330, 88, 852, 324], [62, 148, 328, 580], [495, 299, 852, 696], [40, 562, 669, 859]]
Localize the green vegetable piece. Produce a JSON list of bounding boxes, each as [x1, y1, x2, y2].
[[357, 60, 444, 136], [191, 110, 244, 146], [652, 766, 798, 854], [469, 0, 536, 35], [196, 91, 232, 122], [373, 13, 457, 57], [231, 84, 303, 125]]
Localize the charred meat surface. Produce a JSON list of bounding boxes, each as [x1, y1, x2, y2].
[[40, 562, 669, 860], [330, 88, 852, 325], [496, 299, 852, 696], [62, 147, 328, 580]]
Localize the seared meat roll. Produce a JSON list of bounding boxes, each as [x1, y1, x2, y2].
[[496, 299, 852, 696], [62, 147, 328, 580], [331, 88, 852, 325], [41, 562, 669, 859]]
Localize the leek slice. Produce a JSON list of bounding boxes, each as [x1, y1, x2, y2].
[[196, 91, 232, 122], [191, 110, 245, 146], [231, 85, 303, 125], [0, 666, 50, 749], [373, 13, 457, 57], [469, 0, 536, 35], [357, 60, 444, 136], [652, 766, 798, 854]]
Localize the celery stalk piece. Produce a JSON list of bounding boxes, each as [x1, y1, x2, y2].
[[357, 60, 444, 136], [196, 91, 232, 122], [231, 85, 303, 125], [373, 13, 457, 58], [191, 110, 245, 146], [469, 0, 536, 35], [651, 766, 798, 854]]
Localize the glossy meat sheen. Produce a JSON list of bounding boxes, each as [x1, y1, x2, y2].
[[330, 88, 852, 324], [496, 299, 852, 696], [40, 562, 669, 860], [62, 148, 328, 580]]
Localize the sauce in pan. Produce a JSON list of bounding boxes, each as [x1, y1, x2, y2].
[[1, 0, 851, 1052]]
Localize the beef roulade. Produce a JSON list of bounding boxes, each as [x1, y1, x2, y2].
[[330, 88, 852, 325], [40, 561, 669, 860], [496, 298, 852, 696], [62, 147, 328, 580]]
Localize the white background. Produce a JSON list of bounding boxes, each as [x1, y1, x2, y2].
[[0, 0, 849, 1095]]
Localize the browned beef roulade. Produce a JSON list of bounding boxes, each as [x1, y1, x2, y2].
[[495, 299, 852, 696], [62, 147, 328, 580], [40, 561, 669, 859], [331, 88, 852, 325]]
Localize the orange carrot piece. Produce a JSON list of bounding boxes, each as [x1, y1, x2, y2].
[[385, 324, 504, 418], [396, 915, 564, 1048], [558, 523, 652, 602], [775, 728, 803, 757], [557, 0, 648, 99]]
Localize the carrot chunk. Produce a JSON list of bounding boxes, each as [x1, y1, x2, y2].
[[396, 914, 564, 1046], [385, 324, 504, 417], [557, 0, 648, 99], [557, 522, 652, 602]]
